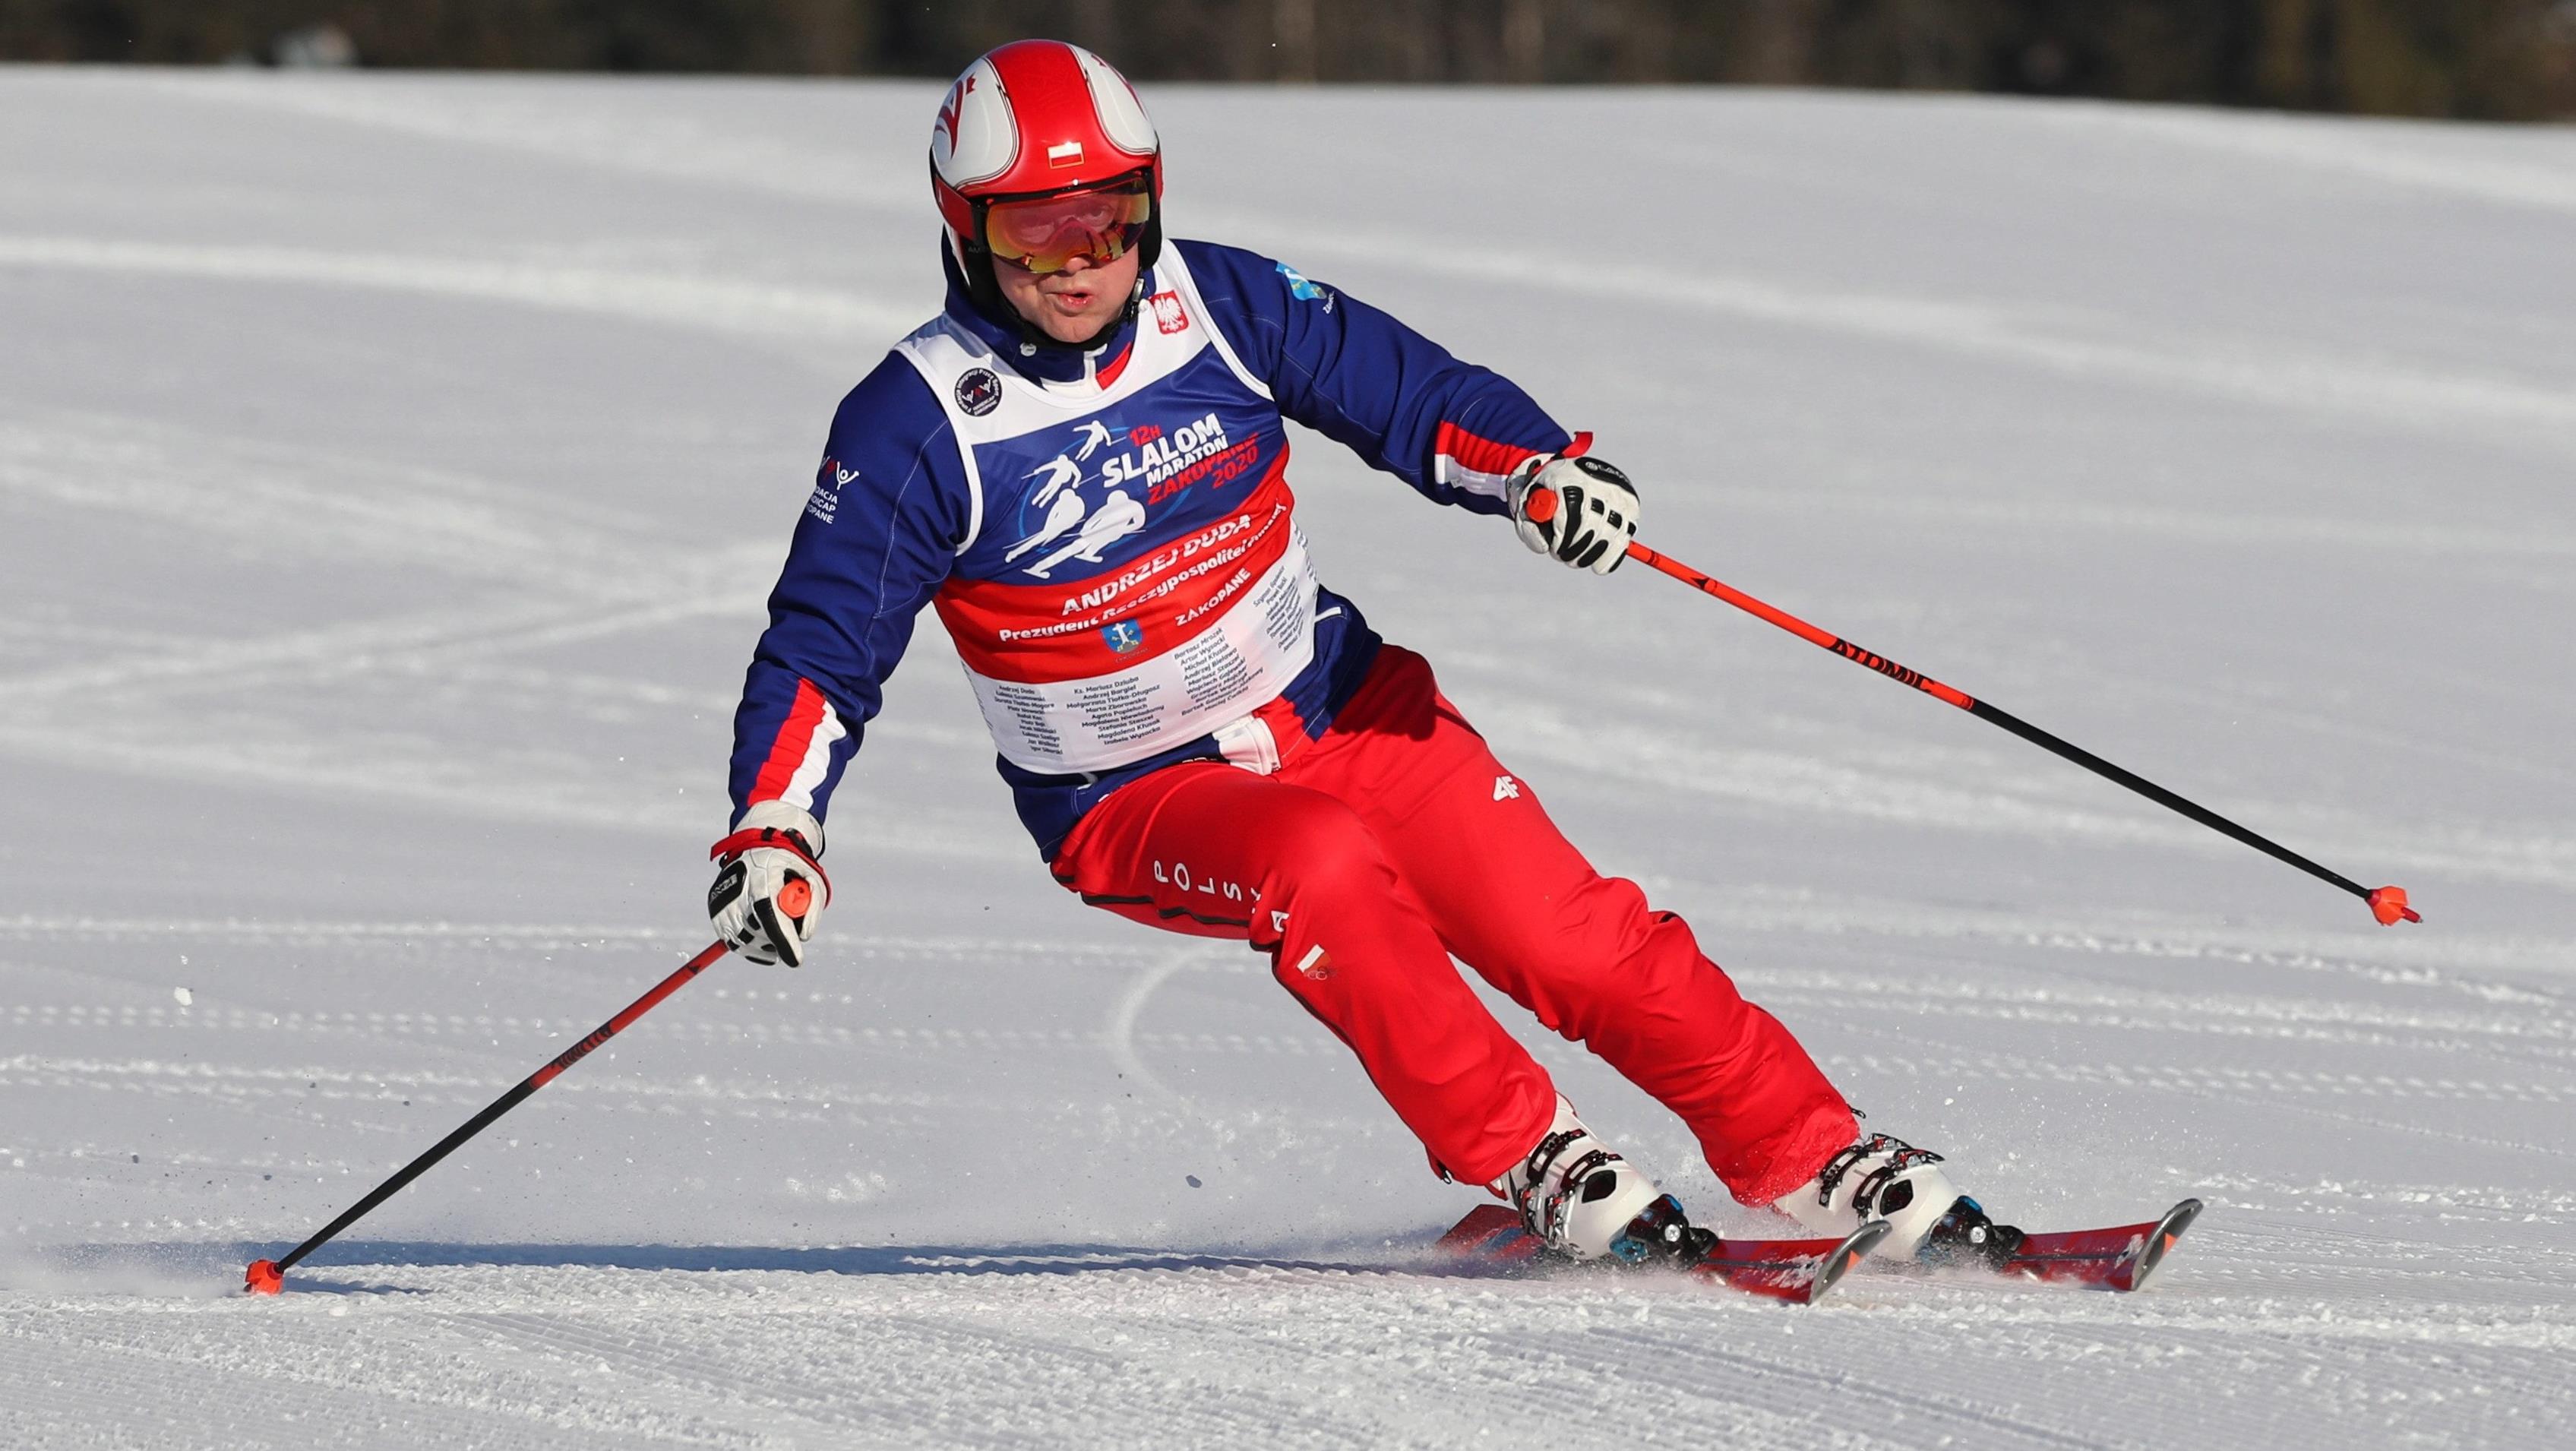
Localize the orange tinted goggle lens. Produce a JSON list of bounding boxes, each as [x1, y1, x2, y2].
[[983, 182, 1152, 273]]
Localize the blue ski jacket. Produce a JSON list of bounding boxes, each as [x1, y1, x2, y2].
[[729, 239, 1579, 860]]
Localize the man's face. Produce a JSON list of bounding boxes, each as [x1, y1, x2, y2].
[[994, 247, 1142, 345]]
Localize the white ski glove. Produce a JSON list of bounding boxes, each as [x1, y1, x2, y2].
[[707, 801, 831, 967], [1507, 454, 1640, 575]]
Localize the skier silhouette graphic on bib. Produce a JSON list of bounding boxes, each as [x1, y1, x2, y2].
[[1022, 487, 1145, 578], [1004, 437, 1151, 578], [1004, 454, 1090, 564]]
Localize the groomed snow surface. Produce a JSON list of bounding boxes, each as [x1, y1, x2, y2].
[[4, 67, 2573, 1448]]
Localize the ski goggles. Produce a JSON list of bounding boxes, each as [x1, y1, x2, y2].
[[980, 172, 1154, 275]]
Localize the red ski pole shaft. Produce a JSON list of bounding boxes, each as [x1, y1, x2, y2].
[[1619, 536, 2417, 928], [245, 939, 730, 1295]]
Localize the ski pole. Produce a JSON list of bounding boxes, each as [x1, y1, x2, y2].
[[245, 937, 733, 1295], [1523, 492, 2417, 927]]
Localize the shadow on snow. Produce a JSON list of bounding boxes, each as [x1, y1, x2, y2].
[[11, 1236, 1514, 1296]]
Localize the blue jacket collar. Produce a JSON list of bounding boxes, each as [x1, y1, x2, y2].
[[940, 247, 1143, 387]]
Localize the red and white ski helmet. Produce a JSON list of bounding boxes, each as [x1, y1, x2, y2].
[[931, 40, 1162, 273]]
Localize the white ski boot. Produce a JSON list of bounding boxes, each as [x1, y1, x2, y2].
[[1776, 1133, 2024, 1266], [1492, 1096, 1681, 1263]]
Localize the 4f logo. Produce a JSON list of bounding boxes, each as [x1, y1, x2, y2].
[[1493, 775, 1521, 801]]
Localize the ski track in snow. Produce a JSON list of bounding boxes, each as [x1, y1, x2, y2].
[[5, 69, 2574, 1448]]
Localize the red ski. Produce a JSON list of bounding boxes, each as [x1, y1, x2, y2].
[[1988, 1197, 2203, 1292], [1434, 1204, 1890, 1305]]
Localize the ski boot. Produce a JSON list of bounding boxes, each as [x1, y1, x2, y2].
[[1776, 1133, 2025, 1268], [1493, 1095, 1692, 1265]]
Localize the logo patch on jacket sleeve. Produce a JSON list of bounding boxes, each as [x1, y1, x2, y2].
[[808, 455, 851, 525], [1149, 291, 1190, 334], [954, 367, 1003, 417], [1274, 262, 1333, 308]]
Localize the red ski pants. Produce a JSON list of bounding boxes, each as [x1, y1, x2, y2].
[[1051, 645, 1856, 1203]]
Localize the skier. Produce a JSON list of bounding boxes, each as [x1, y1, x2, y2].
[[707, 40, 2018, 1266]]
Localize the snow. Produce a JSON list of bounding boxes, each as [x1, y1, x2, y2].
[[4, 64, 2574, 1447]]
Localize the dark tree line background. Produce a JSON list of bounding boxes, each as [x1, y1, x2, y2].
[[7, 1, 2573, 119]]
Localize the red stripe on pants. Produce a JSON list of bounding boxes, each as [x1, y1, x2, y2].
[[1051, 645, 1856, 1203]]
